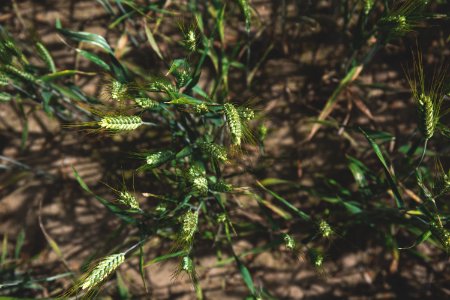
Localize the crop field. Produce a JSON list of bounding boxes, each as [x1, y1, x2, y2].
[[0, 1, 449, 299]]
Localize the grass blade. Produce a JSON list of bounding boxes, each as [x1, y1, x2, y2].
[[360, 128, 404, 208]]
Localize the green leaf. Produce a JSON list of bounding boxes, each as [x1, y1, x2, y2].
[[40, 70, 96, 81], [139, 243, 148, 292], [236, 0, 251, 34], [234, 255, 256, 296], [256, 181, 311, 221], [36, 42, 56, 73], [360, 128, 404, 208], [116, 271, 130, 300], [14, 229, 25, 259], [144, 20, 163, 60], [76, 49, 111, 71], [56, 19, 113, 54]]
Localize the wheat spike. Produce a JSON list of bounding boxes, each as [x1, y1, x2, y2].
[[135, 97, 158, 109], [238, 107, 255, 121], [429, 221, 450, 253], [363, 0, 374, 15], [145, 150, 174, 168], [118, 191, 139, 210], [81, 253, 125, 291], [0, 72, 8, 86], [417, 93, 435, 139], [307, 248, 324, 268], [2, 65, 36, 82], [177, 210, 199, 248], [282, 233, 296, 251], [98, 115, 143, 131], [210, 180, 233, 192], [224, 103, 242, 146], [318, 220, 333, 238], [186, 165, 208, 196], [198, 142, 228, 162], [110, 80, 129, 101]]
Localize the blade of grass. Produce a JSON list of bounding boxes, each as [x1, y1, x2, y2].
[[360, 128, 404, 208]]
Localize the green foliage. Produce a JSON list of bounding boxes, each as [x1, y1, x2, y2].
[[1, 0, 449, 299]]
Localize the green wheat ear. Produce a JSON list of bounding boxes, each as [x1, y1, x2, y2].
[[307, 248, 324, 269], [80, 253, 125, 291], [197, 141, 228, 162], [363, 0, 374, 15], [429, 221, 450, 253], [318, 220, 333, 238], [98, 115, 143, 131], [139, 150, 175, 170], [185, 165, 208, 196], [224, 103, 242, 146], [282, 233, 296, 251], [377, 0, 428, 37], [117, 191, 140, 210], [175, 210, 199, 250], [210, 180, 233, 192], [405, 51, 446, 141], [134, 97, 159, 109]]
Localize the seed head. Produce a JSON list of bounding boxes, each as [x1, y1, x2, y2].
[[81, 253, 125, 291], [363, 0, 374, 15], [224, 103, 242, 146], [193, 103, 209, 114], [110, 80, 129, 101], [429, 221, 450, 253], [283, 233, 296, 251], [118, 191, 139, 210], [98, 115, 143, 131], [210, 180, 233, 192], [307, 248, 323, 268], [238, 107, 255, 121], [186, 165, 208, 196], [145, 150, 174, 168], [417, 93, 435, 139], [318, 220, 333, 238], [198, 142, 228, 162], [181, 256, 194, 272], [184, 29, 197, 52], [135, 97, 158, 109], [178, 210, 199, 247]]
